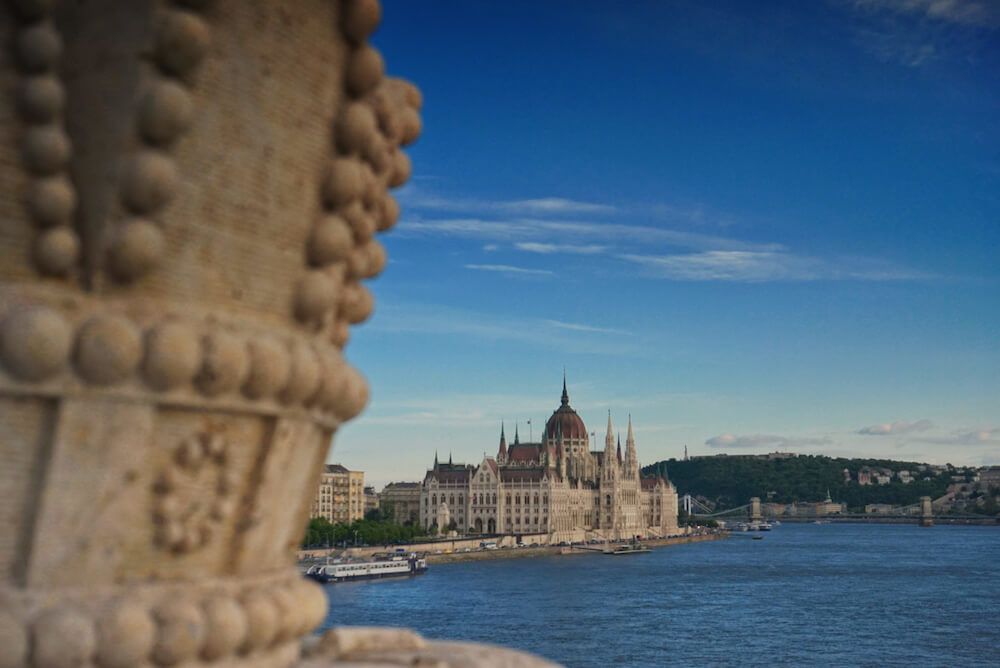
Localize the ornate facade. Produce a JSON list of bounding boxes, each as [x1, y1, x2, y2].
[[420, 380, 679, 541]]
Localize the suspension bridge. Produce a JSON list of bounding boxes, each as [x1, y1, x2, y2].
[[681, 494, 994, 526]]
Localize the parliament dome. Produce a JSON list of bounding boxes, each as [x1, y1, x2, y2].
[[545, 377, 588, 441]]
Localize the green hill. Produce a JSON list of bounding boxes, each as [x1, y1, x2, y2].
[[642, 455, 956, 511]]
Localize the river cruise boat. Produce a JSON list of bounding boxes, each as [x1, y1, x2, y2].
[[607, 543, 651, 555], [305, 553, 428, 584]]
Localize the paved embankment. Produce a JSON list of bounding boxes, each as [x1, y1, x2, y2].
[[425, 532, 727, 565]]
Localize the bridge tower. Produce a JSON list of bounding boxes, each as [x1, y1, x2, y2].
[[919, 496, 934, 527], [749, 497, 762, 523]]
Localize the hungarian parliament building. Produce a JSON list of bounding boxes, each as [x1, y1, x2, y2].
[[419, 379, 679, 540]]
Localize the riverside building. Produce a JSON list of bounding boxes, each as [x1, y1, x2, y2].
[[419, 380, 679, 541], [311, 464, 365, 524]]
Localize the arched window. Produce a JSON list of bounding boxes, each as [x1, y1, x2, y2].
[[432, 495, 437, 505], [606, 495, 612, 506], [543, 495, 548, 505], [506, 495, 511, 505], [516, 495, 521, 505], [449, 495, 455, 506], [458, 494, 464, 505], [492, 494, 497, 505], [525, 495, 530, 506], [534, 495, 539, 506]]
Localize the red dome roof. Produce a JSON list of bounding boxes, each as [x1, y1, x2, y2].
[[544, 378, 588, 441]]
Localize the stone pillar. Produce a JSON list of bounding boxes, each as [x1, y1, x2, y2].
[[919, 495, 934, 527], [750, 497, 762, 522], [0, 1, 420, 664], [0, 2, 555, 665]]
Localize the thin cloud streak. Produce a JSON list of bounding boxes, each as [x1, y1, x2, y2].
[[399, 217, 781, 253], [399, 192, 616, 215], [516, 242, 607, 255], [621, 250, 930, 282], [851, 0, 1000, 28], [464, 264, 554, 276], [858, 419, 934, 435], [705, 433, 833, 449], [542, 319, 629, 336], [842, 0, 1000, 67], [368, 303, 644, 357], [915, 427, 1000, 446]]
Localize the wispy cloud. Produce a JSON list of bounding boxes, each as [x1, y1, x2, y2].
[[398, 186, 740, 228], [506, 198, 616, 215], [851, 0, 1000, 28], [542, 319, 629, 336], [858, 419, 934, 435], [464, 264, 554, 277], [705, 433, 833, 449], [399, 218, 780, 253], [842, 0, 1000, 67], [399, 192, 616, 216], [369, 303, 641, 356], [516, 242, 607, 255], [916, 426, 1000, 446], [620, 250, 929, 282]]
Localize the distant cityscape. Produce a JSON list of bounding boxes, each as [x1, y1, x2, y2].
[[312, 380, 680, 539], [314, 448, 1000, 530]]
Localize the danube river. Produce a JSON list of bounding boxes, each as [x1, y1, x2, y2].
[[319, 524, 999, 666]]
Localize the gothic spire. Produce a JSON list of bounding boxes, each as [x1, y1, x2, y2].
[[616, 435, 622, 463], [498, 422, 507, 460], [625, 414, 639, 477], [605, 410, 614, 450], [514, 423, 520, 445], [561, 369, 569, 406], [433, 451, 438, 470]]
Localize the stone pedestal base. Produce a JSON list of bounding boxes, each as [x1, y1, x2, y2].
[[302, 627, 560, 668]]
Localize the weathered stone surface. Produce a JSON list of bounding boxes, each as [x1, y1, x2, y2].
[[303, 629, 559, 667]]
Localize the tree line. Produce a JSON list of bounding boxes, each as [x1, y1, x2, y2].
[[303, 511, 427, 548], [642, 455, 961, 512]]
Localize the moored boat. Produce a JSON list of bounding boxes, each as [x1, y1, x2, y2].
[[305, 553, 428, 584], [607, 543, 651, 555]]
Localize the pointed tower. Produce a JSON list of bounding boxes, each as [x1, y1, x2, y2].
[[514, 423, 520, 446], [603, 411, 618, 481], [616, 434, 622, 464], [498, 422, 508, 464], [433, 451, 439, 471], [604, 411, 614, 450], [625, 414, 639, 478], [561, 369, 569, 407]]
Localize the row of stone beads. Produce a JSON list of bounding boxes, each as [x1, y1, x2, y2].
[[295, 0, 383, 347], [9, 0, 80, 278], [0, 576, 327, 668], [105, 0, 211, 283], [0, 305, 368, 420], [332, 7, 423, 342]]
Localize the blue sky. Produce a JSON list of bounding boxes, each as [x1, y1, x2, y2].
[[336, 0, 1000, 487]]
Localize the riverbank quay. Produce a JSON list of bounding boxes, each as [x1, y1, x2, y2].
[[300, 531, 727, 567], [421, 532, 727, 564], [771, 516, 999, 526]]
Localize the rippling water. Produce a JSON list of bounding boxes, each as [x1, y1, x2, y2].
[[319, 524, 999, 666]]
